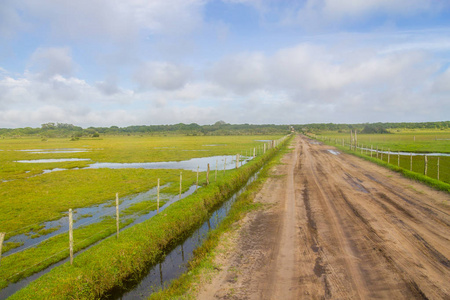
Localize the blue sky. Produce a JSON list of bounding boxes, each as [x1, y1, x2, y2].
[[0, 0, 449, 128]]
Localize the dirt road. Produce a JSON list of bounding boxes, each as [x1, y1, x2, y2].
[[197, 134, 450, 299]]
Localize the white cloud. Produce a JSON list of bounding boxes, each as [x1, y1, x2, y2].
[[134, 61, 192, 91], [28, 47, 75, 80], [208, 52, 268, 94], [432, 68, 450, 93], [8, 0, 205, 42]]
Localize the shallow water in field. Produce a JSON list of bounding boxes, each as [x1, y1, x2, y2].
[[17, 148, 91, 154], [15, 155, 254, 174], [0, 185, 198, 299], [107, 172, 259, 299], [3, 183, 189, 256], [16, 158, 91, 163]]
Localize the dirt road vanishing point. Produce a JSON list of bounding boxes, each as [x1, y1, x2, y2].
[[197, 134, 450, 299]]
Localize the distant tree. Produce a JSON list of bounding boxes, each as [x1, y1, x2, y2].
[[361, 125, 389, 134]]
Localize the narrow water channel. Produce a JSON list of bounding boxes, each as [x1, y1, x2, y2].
[[0, 186, 196, 299], [107, 172, 259, 299]]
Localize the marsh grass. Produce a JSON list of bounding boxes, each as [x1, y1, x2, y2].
[[8, 136, 290, 300]]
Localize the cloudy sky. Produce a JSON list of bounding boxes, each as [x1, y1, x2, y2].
[[1, 0, 449, 128]]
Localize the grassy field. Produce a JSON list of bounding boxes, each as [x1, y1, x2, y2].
[[314, 129, 450, 153], [0, 134, 282, 291], [311, 129, 450, 186], [8, 135, 290, 299]]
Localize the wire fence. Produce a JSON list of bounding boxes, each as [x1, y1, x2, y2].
[[314, 135, 450, 184], [0, 137, 288, 290]]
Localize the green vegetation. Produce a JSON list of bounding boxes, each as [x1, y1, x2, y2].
[[148, 135, 293, 299], [311, 129, 450, 154], [8, 135, 290, 299], [311, 133, 450, 192], [295, 121, 450, 133], [0, 122, 290, 138], [0, 134, 283, 294]]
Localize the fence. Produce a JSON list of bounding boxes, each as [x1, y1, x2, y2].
[[0, 136, 289, 290], [314, 135, 450, 184]]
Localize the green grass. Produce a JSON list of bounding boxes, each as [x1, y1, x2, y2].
[[313, 134, 450, 192], [147, 136, 293, 299], [0, 135, 282, 293], [315, 129, 450, 153], [8, 135, 290, 299], [0, 135, 280, 236], [0, 135, 281, 181], [0, 168, 197, 239]]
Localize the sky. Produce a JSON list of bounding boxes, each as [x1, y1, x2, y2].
[[0, 0, 450, 128]]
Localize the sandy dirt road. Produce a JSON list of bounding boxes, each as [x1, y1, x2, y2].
[[197, 134, 450, 299]]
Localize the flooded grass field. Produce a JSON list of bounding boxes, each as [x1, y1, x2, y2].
[[0, 134, 282, 294]]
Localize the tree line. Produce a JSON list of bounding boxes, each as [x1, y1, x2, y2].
[[0, 121, 448, 138]]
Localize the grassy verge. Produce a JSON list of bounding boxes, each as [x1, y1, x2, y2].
[[1, 169, 197, 239], [0, 200, 167, 290], [147, 136, 293, 299], [8, 136, 291, 299], [313, 136, 450, 193]]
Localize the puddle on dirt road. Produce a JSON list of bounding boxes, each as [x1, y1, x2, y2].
[[327, 150, 340, 155], [107, 172, 260, 300]]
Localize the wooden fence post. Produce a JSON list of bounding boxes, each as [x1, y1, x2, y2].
[[116, 193, 120, 238], [410, 153, 413, 171], [350, 130, 353, 151], [371, 145, 373, 157], [206, 164, 210, 185], [424, 156, 428, 176], [253, 147, 256, 158], [437, 157, 440, 181], [157, 178, 160, 213], [69, 208, 73, 265], [236, 154, 239, 169], [179, 172, 182, 199], [0, 232, 5, 263], [376, 146, 379, 159], [263, 144, 266, 154]]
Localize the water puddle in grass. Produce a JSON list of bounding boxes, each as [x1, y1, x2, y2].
[[0, 185, 199, 299], [86, 155, 250, 172], [3, 183, 194, 257], [107, 172, 259, 299], [16, 158, 91, 163], [17, 148, 91, 154], [15, 155, 253, 174]]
